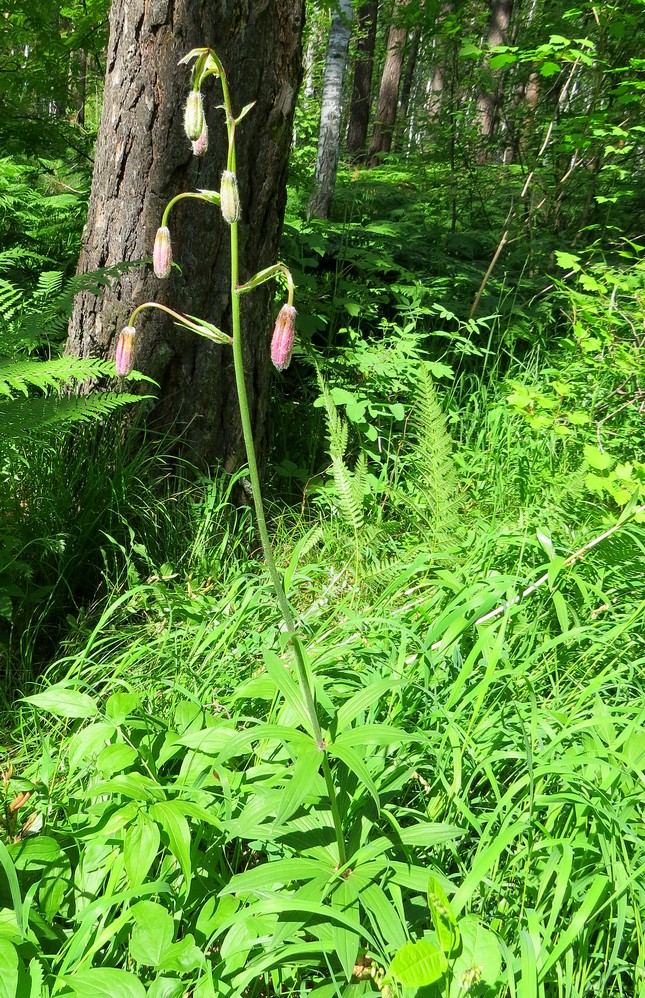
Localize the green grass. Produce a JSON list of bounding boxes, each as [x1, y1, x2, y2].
[[1, 152, 644, 998]]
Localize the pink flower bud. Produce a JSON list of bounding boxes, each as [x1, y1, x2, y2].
[[115, 326, 136, 376], [191, 121, 209, 157], [271, 305, 296, 372], [220, 171, 240, 224], [184, 90, 205, 141], [153, 226, 172, 279]]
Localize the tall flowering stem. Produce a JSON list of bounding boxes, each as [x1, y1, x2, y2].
[[129, 49, 347, 865]]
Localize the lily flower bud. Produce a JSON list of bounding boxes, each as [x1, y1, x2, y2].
[[115, 326, 136, 376], [184, 90, 205, 141], [153, 226, 172, 279], [271, 305, 296, 372], [220, 171, 240, 224], [192, 121, 209, 157]]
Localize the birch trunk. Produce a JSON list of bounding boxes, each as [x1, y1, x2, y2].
[[307, 0, 354, 219]]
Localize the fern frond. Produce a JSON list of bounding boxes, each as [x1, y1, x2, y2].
[[408, 363, 458, 545], [0, 392, 143, 441], [0, 278, 23, 324], [33, 270, 65, 301], [0, 356, 120, 398], [331, 456, 365, 532]]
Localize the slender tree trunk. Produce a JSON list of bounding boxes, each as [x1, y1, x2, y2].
[[425, 0, 454, 124], [475, 0, 514, 162], [367, 0, 411, 167], [307, 0, 354, 219], [75, 48, 87, 127], [345, 0, 378, 161], [66, 0, 304, 472], [394, 25, 420, 153]]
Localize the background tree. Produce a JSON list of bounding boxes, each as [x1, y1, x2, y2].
[[345, 1, 378, 162], [475, 0, 515, 161], [307, 0, 354, 218], [66, 0, 305, 470], [0, 0, 109, 156], [367, 0, 412, 166]]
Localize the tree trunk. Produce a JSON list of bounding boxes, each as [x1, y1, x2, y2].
[[345, 0, 378, 162], [367, 0, 410, 167], [307, 0, 354, 219], [425, 0, 454, 125], [394, 25, 420, 153], [475, 0, 514, 162], [66, 0, 305, 473]]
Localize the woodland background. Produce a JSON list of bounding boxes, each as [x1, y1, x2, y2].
[[0, 1, 644, 996]]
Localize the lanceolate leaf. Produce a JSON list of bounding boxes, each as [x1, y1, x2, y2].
[[24, 684, 98, 719]]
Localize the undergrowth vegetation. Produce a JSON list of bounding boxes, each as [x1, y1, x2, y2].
[[1, 36, 644, 998]]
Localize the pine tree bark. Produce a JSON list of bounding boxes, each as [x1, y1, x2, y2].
[[307, 0, 354, 219], [345, 1, 378, 161], [367, 0, 411, 167], [66, 0, 304, 472]]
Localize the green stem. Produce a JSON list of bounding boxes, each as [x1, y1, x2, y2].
[[129, 302, 231, 345], [218, 82, 346, 867], [161, 191, 220, 227]]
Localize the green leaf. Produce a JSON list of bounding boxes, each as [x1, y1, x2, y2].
[[86, 773, 165, 802], [428, 877, 460, 956], [158, 934, 205, 973], [263, 650, 314, 736], [62, 968, 147, 997], [24, 684, 97, 719], [275, 746, 323, 825], [96, 742, 138, 777], [329, 742, 380, 811], [388, 938, 447, 987], [584, 444, 614, 471], [449, 916, 502, 997], [330, 880, 361, 981], [0, 841, 23, 940], [554, 251, 581, 271], [129, 900, 174, 968], [67, 722, 116, 773], [124, 813, 160, 888], [333, 724, 417, 749], [335, 680, 398, 731], [490, 52, 518, 69], [540, 60, 561, 76], [221, 858, 327, 896], [551, 590, 570, 633], [105, 693, 140, 725], [360, 882, 407, 952], [147, 979, 185, 998], [0, 938, 19, 998], [149, 801, 192, 892]]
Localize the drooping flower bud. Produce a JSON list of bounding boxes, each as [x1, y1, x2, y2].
[[184, 90, 205, 142], [220, 171, 240, 224], [153, 226, 172, 279], [271, 305, 296, 372], [115, 326, 136, 377], [191, 121, 209, 157]]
